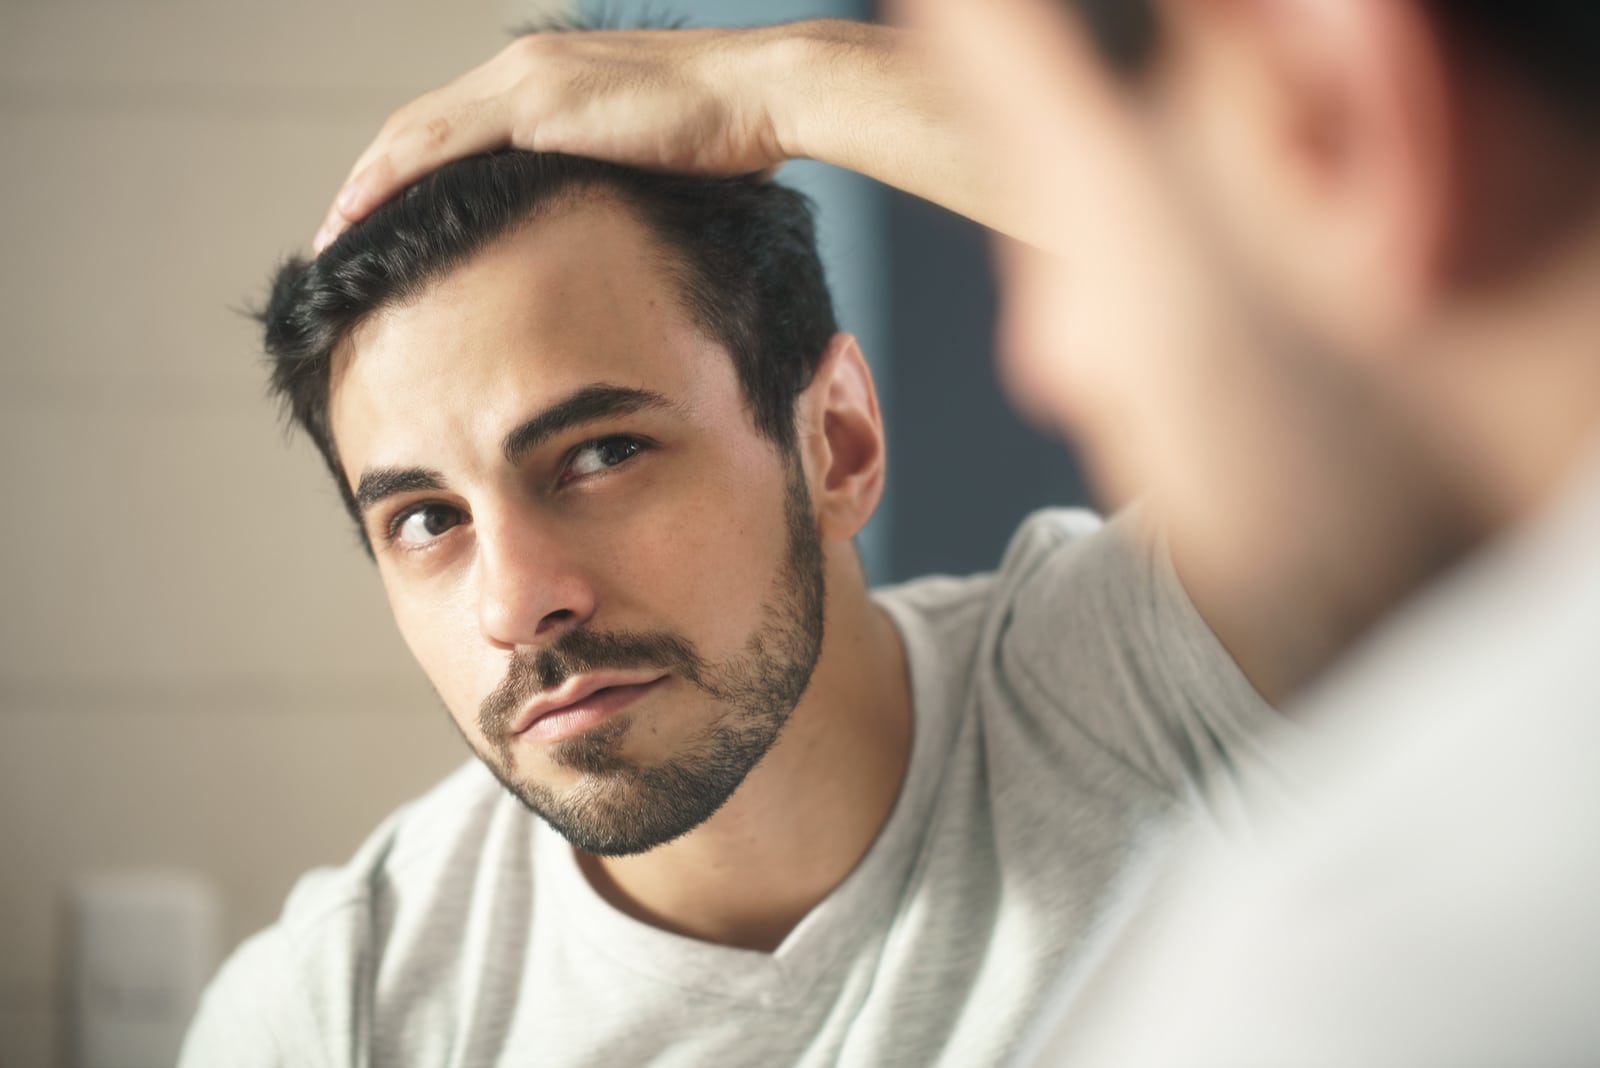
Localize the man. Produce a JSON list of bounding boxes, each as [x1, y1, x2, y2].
[[932, 2, 1600, 1062], [181, 145, 1278, 1061], [311, 0, 1600, 1061]]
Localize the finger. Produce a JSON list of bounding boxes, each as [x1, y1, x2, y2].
[[313, 140, 391, 251], [313, 99, 514, 253], [312, 110, 439, 251], [312, 207, 343, 254], [342, 97, 514, 216], [333, 67, 504, 194], [311, 51, 517, 251]]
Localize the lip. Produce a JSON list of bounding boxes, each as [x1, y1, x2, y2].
[[509, 672, 668, 744]]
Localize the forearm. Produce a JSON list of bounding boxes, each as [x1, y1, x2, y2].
[[756, 21, 1015, 240]]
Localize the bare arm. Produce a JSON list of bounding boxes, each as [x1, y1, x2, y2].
[[315, 21, 1000, 250]]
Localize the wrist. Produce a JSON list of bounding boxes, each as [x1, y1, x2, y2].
[[751, 20, 884, 164], [745, 23, 815, 162]]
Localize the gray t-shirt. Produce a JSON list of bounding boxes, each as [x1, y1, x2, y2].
[[180, 510, 1278, 1067]]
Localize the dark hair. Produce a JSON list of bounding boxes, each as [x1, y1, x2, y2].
[[1069, 0, 1600, 134], [1067, 0, 1161, 73], [259, 151, 837, 540], [1430, 2, 1600, 131]]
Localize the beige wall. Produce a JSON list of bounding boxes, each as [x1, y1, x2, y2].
[[0, 1, 563, 1063]]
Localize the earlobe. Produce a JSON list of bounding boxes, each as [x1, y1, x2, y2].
[[799, 333, 887, 543]]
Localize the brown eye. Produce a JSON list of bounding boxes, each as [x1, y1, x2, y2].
[[392, 504, 462, 547], [567, 436, 644, 478]]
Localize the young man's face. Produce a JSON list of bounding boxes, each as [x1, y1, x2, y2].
[[327, 197, 825, 856]]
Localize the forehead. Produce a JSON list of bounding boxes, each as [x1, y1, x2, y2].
[[328, 195, 738, 472]]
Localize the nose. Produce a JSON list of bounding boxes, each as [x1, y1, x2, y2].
[[474, 508, 597, 649]]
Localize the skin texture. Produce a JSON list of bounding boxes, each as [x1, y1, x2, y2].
[[329, 194, 911, 950], [466, 455, 825, 858]]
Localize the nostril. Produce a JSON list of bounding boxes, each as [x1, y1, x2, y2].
[[538, 608, 577, 632]]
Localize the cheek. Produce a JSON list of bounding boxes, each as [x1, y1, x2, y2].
[[589, 458, 795, 651], [371, 450, 798, 723]]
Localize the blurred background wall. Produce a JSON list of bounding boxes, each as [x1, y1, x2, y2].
[[0, 0, 1082, 1064]]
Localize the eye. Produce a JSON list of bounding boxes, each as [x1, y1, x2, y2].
[[389, 503, 464, 549], [565, 436, 645, 480]]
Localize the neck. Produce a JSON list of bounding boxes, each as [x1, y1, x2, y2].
[[576, 552, 912, 952]]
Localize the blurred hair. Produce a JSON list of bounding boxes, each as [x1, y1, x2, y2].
[[1432, 2, 1600, 131], [1066, 0, 1161, 73], [1069, 0, 1600, 135], [258, 151, 836, 544]]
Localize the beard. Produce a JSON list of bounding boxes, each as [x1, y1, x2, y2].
[[464, 458, 826, 857]]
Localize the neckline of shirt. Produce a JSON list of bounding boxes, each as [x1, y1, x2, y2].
[[535, 587, 964, 1004]]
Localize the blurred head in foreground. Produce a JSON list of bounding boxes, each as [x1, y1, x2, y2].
[[916, 0, 1600, 690], [258, 152, 889, 856]]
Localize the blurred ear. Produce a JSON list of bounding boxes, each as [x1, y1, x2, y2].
[[1161, 0, 1454, 352], [794, 333, 886, 543]]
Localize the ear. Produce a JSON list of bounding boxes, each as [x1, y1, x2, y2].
[[1164, 0, 1454, 351], [794, 333, 887, 543]]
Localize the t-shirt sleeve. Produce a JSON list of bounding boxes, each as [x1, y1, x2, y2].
[[178, 872, 375, 1068], [993, 508, 1286, 826], [178, 928, 327, 1068]]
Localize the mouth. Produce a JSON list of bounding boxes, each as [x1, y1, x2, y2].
[[511, 675, 669, 745]]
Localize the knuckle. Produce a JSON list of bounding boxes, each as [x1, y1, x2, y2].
[[418, 114, 453, 148], [507, 112, 542, 151]]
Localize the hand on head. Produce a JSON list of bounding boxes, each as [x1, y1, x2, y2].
[[314, 25, 788, 251]]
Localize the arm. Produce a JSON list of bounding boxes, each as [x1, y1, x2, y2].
[[315, 21, 1001, 249], [177, 930, 314, 1068]]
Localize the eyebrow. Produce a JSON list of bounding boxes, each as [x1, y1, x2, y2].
[[501, 383, 677, 466], [354, 467, 446, 515], [351, 384, 678, 516]]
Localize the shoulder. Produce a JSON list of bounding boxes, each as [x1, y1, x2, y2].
[[977, 507, 1281, 819], [182, 761, 522, 1063], [280, 759, 511, 932], [988, 505, 1230, 685], [998, 507, 1110, 575], [873, 508, 1107, 650], [993, 507, 1129, 621], [1000, 506, 1164, 650]]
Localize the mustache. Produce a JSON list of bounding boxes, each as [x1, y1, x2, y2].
[[479, 627, 706, 738]]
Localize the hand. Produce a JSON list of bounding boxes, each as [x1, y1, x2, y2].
[[314, 25, 790, 250]]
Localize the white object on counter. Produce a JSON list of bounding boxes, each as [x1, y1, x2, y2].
[[69, 870, 220, 1068]]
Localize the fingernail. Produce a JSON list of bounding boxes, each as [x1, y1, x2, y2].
[[312, 224, 331, 252]]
